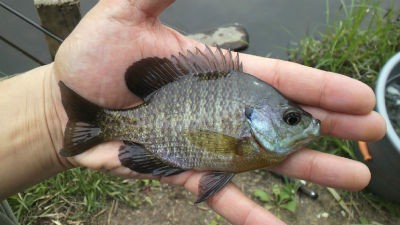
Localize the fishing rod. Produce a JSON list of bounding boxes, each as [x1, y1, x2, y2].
[[0, 1, 64, 43], [0, 35, 46, 65]]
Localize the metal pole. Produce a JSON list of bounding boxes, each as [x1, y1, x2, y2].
[[0, 1, 64, 43], [0, 35, 46, 65]]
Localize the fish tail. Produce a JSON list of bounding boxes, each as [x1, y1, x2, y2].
[[58, 81, 105, 157]]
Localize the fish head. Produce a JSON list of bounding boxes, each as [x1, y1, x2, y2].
[[245, 101, 320, 155]]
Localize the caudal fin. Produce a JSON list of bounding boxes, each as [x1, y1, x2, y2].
[[58, 81, 105, 157]]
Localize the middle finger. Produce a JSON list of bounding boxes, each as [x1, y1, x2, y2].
[[303, 106, 386, 141]]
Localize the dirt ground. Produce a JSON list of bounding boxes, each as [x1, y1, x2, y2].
[[90, 170, 400, 225]]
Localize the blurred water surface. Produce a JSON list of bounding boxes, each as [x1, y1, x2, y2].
[[0, 0, 396, 75]]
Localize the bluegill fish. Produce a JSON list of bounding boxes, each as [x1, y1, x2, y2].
[[59, 46, 320, 203]]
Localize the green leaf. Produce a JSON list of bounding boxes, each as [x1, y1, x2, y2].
[[263, 204, 273, 210], [209, 221, 218, 225], [359, 216, 370, 224], [272, 185, 281, 196], [151, 180, 161, 187], [278, 189, 291, 201], [253, 189, 270, 202], [144, 196, 153, 206], [283, 200, 297, 213], [142, 179, 150, 186]]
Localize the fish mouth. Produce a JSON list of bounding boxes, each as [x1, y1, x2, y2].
[[308, 118, 321, 136], [288, 118, 321, 149]]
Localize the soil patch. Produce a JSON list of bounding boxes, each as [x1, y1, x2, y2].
[[93, 170, 400, 225]]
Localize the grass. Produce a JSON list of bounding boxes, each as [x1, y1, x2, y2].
[[7, 168, 160, 225], [289, 0, 400, 87], [288, 0, 400, 220], [6, 0, 400, 224], [253, 182, 299, 214], [260, 0, 400, 223], [288, 0, 400, 159]]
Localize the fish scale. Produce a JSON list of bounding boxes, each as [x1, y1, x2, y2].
[[97, 73, 281, 171], [58, 46, 320, 203]]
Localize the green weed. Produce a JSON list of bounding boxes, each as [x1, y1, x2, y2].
[[289, 0, 400, 87], [7, 168, 159, 225], [289, 0, 400, 157], [309, 137, 357, 159], [253, 181, 300, 214], [288, 0, 400, 220], [208, 214, 223, 225]]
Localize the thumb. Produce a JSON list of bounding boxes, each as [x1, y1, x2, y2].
[[134, 0, 175, 18], [96, 0, 175, 23]]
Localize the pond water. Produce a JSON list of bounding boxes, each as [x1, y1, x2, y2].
[[1, 1, 397, 76], [1, 0, 339, 76]]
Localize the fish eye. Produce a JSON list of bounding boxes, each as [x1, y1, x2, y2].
[[245, 107, 254, 120], [283, 110, 301, 126]]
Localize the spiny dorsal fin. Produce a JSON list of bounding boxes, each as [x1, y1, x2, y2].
[[125, 46, 243, 100]]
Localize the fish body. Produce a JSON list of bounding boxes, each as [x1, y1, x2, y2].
[[59, 46, 320, 203]]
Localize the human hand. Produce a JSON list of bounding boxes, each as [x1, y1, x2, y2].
[[50, 0, 386, 224]]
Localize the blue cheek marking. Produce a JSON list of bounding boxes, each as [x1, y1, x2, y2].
[[249, 112, 293, 155], [249, 117, 275, 150]]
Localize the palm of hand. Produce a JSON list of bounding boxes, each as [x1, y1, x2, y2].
[[54, 1, 195, 108], [52, 1, 201, 176]]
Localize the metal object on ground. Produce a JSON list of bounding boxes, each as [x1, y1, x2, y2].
[[271, 172, 319, 199]]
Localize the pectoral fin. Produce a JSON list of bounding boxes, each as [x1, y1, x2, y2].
[[195, 172, 235, 203], [119, 141, 185, 176], [184, 130, 252, 156]]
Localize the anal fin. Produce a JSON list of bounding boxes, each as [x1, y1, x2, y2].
[[118, 141, 185, 177], [195, 172, 235, 204]]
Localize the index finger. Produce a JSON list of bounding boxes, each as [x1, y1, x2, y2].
[[241, 54, 376, 115], [271, 149, 371, 190]]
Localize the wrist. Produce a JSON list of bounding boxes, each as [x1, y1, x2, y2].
[[45, 64, 74, 169], [0, 64, 72, 199]]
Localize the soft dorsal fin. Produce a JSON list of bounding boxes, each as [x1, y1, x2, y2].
[[125, 46, 243, 100]]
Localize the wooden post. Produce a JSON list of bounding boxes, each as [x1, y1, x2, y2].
[[34, 0, 81, 59]]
